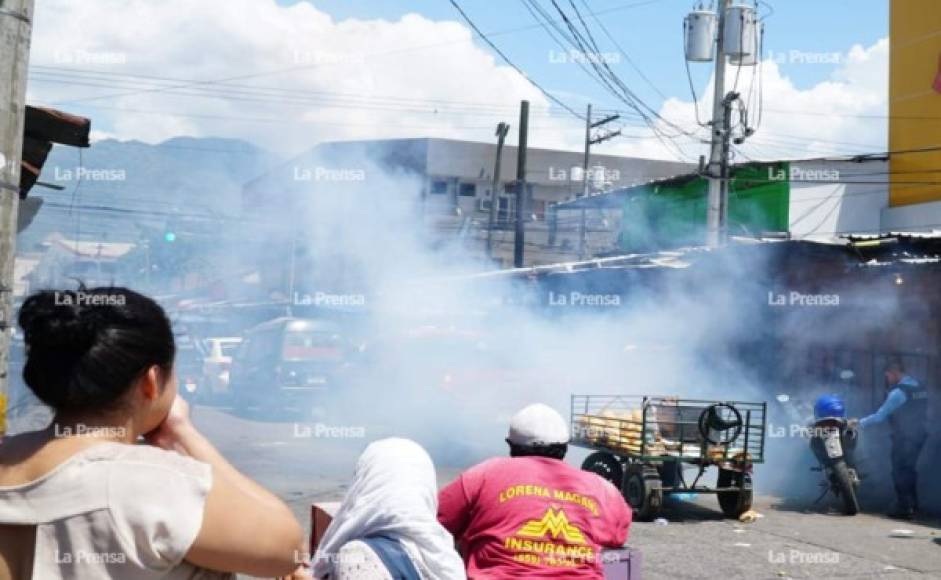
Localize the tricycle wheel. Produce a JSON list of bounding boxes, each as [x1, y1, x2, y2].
[[717, 468, 753, 518], [624, 469, 662, 521], [582, 452, 624, 489]]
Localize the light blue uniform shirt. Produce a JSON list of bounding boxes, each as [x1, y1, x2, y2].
[[860, 376, 916, 428]]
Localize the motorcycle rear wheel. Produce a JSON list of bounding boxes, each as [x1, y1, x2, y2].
[[832, 460, 860, 516]]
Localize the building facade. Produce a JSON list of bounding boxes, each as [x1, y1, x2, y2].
[[555, 157, 891, 253], [241, 137, 692, 267], [884, 0, 941, 227]]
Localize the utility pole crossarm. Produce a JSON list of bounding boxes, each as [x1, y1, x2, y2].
[[590, 114, 620, 128], [590, 129, 622, 146], [578, 104, 621, 260]]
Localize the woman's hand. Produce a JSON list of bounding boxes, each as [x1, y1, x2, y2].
[[277, 564, 312, 580], [144, 395, 197, 453]]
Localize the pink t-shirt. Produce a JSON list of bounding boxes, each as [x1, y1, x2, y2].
[[438, 456, 631, 580]]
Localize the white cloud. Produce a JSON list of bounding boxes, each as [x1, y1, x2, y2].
[[650, 39, 889, 162], [27, 0, 554, 153], [87, 129, 117, 143], [26, 1, 889, 163]]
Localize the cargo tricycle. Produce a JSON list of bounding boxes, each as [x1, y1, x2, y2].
[[571, 395, 767, 520]]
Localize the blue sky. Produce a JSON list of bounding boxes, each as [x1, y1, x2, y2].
[[27, 0, 891, 158], [277, 0, 889, 112]]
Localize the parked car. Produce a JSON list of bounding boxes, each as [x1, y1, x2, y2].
[[229, 318, 350, 417]]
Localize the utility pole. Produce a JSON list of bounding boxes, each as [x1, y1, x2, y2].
[[513, 101, 529, 268], [487, 121, 510, 259], [705, 0, 731, 247], [578, 104, 621, 260], [581, 104, 593, 201], [0, 0, 34, 437]]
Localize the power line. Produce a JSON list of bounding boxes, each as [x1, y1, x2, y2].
[[31, 66, 708, 150], [543, 0, 700, 160], [39, 102, 576, 131], [517, 0, 628, 113], [565, 0, 703, 148], [576, 0, 669, 102], [42, 0, 669, 108], [30, 74, 575, 120], [446, 0, 584, 119], [760, 108, 940, 121], [30, 68, 582, 119]]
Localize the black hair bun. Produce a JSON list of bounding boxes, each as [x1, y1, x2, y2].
[[18, 290, 100, 356], [17, 287, 175, 412]]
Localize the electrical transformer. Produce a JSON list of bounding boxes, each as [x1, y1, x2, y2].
[[685, 9, 717, 62], [730, 22, 762, 66], [724, 3, 758, 59]]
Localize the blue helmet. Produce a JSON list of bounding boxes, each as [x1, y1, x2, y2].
[[814, 394, 847, 421]]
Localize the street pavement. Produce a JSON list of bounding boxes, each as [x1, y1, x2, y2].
[[186, 407, 941, 580], [9, 405, 938, 579], [629, 496, 940, 580]]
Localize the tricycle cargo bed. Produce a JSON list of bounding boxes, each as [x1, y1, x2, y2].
[[571, 395, 766, 464], [571, 394, 767, 521]]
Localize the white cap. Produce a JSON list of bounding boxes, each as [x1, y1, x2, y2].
[[507, 403, 570, 446]]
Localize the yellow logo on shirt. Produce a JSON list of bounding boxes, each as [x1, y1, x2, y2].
[[516, 508, 587, 545]]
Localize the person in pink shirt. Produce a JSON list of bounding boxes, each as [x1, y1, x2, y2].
[[438, 403, 632, 579]]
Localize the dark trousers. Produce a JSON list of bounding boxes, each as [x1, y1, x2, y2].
[[891, 434, 927, 510]]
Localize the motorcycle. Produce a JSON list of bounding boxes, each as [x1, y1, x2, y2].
[[809, 417, 861, 515]]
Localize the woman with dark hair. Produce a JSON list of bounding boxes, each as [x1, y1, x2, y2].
[[0, 288, 306, 580]]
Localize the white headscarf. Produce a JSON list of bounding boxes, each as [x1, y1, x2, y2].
[[312, 438, 467, 580]]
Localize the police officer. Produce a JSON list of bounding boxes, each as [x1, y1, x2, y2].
[[859, 361, 929, 519]]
